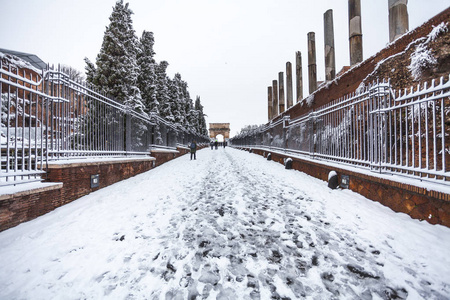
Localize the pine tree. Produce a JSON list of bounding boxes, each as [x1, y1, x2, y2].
[[169, 74, 181, 125], [86, 0, 144, 115], [83, 0, 147, 150], [137, 30, 158, 116], [84, 58, 96, 88], [156, 61, 173, 123], [137, 30, 162, 145], [194, 96, 208, 135], [81, 0, 208, 146], [170, 73, 192, 127], [182, 81, 194, 130]]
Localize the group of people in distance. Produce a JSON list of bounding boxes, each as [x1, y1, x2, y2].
[[189, 139, 227, 160], [210, 140, 226, 150]]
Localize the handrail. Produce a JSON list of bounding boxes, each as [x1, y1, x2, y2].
[[230, 77, 450, 183]]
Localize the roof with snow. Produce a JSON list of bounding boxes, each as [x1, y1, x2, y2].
[[0, 48, 46, 70]]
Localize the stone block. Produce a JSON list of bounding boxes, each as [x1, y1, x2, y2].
[[328, 171, 339, 189]]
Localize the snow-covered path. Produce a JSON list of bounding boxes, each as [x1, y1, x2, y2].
[[0, 147, 449, 299]]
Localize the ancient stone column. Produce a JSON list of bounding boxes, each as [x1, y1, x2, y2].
[[278, 72, 285, 114], [286, 62, 293, 109], [296, 51, 303, 102], [389, 0, 409, 42], [307, 32, 317, 94], [324, 9, 336, 81], [348, 0, 363, 66], [268, 86, 273, 121], [272, 80, 278, 117]]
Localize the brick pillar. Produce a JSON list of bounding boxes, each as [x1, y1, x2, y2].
[[286, 62, 293, 109], [324, 9, 336, 81], [389, 0, 409, 42], [296, 51, 303, 102], [307, 32, 317, 94], [348, 0, 363, 66], [272, 80, 278, 117], [278, 72, 285, 114], [268, 86, 273, 121]]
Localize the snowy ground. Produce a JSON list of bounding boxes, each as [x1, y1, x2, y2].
[[0, 147, 449, 300]]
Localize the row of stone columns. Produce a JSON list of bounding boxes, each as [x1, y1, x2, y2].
[[267, 63, 297, 120], [268, 0, 409, 121]]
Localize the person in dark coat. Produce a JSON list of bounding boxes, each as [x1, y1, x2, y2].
[[214, 140, 218, 150], [190, 141, 197, 160]]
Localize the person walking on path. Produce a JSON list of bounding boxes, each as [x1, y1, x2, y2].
[[190, 140, 197, 160]]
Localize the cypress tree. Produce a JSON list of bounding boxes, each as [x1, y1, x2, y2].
[[137, 30, 158, 115], [82, 0, 208, 146], [156, 61, 173, 123], [86, 0, 144, 115], [194, 96, 208, 135]]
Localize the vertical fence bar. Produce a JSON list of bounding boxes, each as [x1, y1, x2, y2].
[[39, 69, 44, 171], [440, 77, 446, 175], [21, 69, 26, 176], [13, 65, 18, 177], [432, 100, 437, 172], [27, 71, 32, 173], [384, 85, 388, 168], [416, 98, 420, 174], [6, 64, 11, 182], [352, 103, 355, 161], [50, 71, 54, 160], [359, 95, 363, 163], [400, 91, 403, 170], [383, 85, 387, 169], [45, 69, 50, 164], [388, 87, 393, 167], [411, 88, 416, 171], [441, 99, 446, 175], [405, 102, 409, 172], [394, 97, 398, 167], [369, 88, 374, 169]]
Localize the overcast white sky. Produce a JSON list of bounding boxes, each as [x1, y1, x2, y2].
[[1, 0, 448, 136]]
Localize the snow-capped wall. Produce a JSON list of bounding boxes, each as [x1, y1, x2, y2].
[[0, 146, 198, 232]]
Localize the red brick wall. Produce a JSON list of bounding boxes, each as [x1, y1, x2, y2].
[[0, 184, 63, 232], [0, 147, 198, 232], [246, 147, 450, 227], [45, 158, 156, 205]]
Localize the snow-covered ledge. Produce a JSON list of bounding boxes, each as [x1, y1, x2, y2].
[[46, 156, 155, 169], [0, 182, 63, 201]]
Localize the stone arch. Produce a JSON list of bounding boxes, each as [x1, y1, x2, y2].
[[209, 123, 230, 140]]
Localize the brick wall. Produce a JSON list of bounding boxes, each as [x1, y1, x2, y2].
[[244, 147, 450, 227], [45, 158, 156, 205], [0, 184, 63, 232], [0, 146, 198, 232]]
